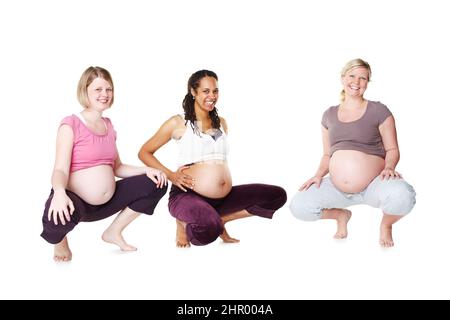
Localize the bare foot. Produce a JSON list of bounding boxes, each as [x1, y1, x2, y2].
[[176, 220, 190, 248], [54, 237, 72, 262], [379, 224, 394, 247], [102, 229, 137, 251], [334, 209, 352, 239], [220, 227, 240, 243]]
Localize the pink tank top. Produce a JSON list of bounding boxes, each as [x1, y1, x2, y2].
[[60, 114, 118, 172]]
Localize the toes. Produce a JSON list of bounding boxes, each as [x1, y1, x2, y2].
[[222, 237, 240, 243], [122, 245, 137, 252], [176, 242, 190, 248], [54, 255, 70, 262], [380, 240, 394, 248]]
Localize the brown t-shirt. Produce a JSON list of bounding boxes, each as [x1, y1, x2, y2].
[[321, 100, 392, 158]]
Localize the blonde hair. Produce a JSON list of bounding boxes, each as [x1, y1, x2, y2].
[[77, 66, 114, 108], [339, 58, 371, 102]]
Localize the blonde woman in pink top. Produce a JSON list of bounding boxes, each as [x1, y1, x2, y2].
[[41, 67, 168, 261], [289, 59, 416, 247]]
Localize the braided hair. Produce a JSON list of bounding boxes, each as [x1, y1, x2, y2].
[[182, 70, 220, 134]]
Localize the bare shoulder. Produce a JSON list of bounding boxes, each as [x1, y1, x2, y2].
[[219, 116, 228, 133], [140, 115, 186, 151], [158, 115, 184, 132], [165, 114, 186, 139]]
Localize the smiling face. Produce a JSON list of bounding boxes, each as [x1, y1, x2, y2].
[[86, 77, 113, 111], [341, 66, 370, 98], [191, 76, 219, 112]]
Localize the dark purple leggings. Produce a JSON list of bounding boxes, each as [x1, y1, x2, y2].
[[41, 174, 168, 244], [168, 184, 287, 246]]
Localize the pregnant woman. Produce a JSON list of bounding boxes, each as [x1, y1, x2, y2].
[[289, 59, 416, 247], [41, 66, 168, 261], [138, 70, 287, 247]]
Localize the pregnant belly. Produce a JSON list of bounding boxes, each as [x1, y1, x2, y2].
[[184, 161, 232, 199], [68, 165, 116, 205], [329, 150, 385, 193]]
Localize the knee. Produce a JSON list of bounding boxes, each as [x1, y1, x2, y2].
[[289, 192, 321, 221], [188, 218, 223, 246], [381, 181, 416, 215], [177, 201, 223, 246], [41, 215, 80, 244], [41, 194, 82, 244], [272, 186, 288, 209], [140, 174, 168, 198], [155, 183, 168, 198], [41, 223, 65, 244]]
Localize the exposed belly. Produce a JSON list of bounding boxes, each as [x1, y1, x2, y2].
[[68, 165, 116, 205], [329, 150, 385, 193], [184, 161, 232, 199]]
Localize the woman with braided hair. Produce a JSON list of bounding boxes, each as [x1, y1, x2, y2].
[[139, 70, 287, 247]]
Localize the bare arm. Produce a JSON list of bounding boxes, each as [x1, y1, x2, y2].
[[138, 115, 180, 177], [113, 152, 167, 188], [220, 116, 228, 135], [314, 126, 331, 178], [48, 125, 75, 225], [379, 115, 401, 179], [51, 125, 73, 192], [138, 115, 193, 191], [299, 126, 331, 190], [113, 153, 150, 178]]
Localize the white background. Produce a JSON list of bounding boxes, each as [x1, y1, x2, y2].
[[1, 0, 449, 299]]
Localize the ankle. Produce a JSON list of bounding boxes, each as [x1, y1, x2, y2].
[[104, 226, 121, 234]]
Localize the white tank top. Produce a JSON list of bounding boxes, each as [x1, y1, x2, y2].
[[176, 120, 229, 167]]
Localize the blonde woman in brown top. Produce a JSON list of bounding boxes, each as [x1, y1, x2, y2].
[[289, 59, 416, 247]]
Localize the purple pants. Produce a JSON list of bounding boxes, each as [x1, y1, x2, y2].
[[41, 174, 168, 244], [168, 183, 287, 246]]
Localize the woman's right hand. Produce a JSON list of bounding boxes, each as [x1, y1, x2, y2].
[[169, 165, 195, 192], [299, 176, 323, 191], [48, 190, 75, 225]]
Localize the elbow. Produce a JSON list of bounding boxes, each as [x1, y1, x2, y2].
[[138, 147, 153, 164], [139, 145, 156, 165], [53, 168, 69, 178], [113, 165, 121, 177], [138, 148, 146, 163], [386, 147, 400, 158]]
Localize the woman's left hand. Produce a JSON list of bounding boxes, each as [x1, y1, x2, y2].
[[146, 167, 168, 188], [379, 167, 402, 180]]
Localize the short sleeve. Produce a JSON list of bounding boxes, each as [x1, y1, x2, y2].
[[321, 108, 330, 129], [59, 115, 79, 140], [374, 102, 392, 125], [60, 115, 74, 128]]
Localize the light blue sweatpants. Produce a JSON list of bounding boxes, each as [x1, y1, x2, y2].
[[289, 176, 416, 221]]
